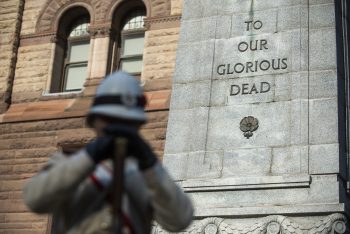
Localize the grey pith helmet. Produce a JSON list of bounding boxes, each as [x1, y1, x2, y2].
[[87, 71, 147, 125]]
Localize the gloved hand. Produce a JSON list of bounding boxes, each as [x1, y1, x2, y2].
[[85, 136, 115, 164], [104, 125, 158, 170]]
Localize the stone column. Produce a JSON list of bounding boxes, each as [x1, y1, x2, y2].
[[84, 27, 111, 96]]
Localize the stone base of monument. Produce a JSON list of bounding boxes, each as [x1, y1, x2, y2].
[[153, 213, 347, 234]]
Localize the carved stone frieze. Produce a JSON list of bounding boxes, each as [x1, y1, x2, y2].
[[88, 25, 113, 38], [144, 15, 181, 30], [152, 214, 347, 234], [19, 32, 66, 47]]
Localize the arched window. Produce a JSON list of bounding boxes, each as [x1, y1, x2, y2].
[[110, 1, 146, 77], [50, 8, 91, 93], [119, 9, 146, 74], [63, 17, 90, 92]]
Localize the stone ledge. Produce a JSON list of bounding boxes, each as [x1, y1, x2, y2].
[[19, 32, 55, 46], [144, 15, 181, 30], [0, 90, 171, 123], [194, 203, 346, 218], [180, 174, 311, 192]]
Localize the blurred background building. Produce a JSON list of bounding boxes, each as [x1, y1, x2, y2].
[[0, 0, 182, 232]]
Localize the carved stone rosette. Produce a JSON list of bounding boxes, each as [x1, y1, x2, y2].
[[152, 214, 347, 234], [240, 116, 259, 139]]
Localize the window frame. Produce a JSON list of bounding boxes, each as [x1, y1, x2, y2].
[[110, 6, 147, 78], [50, 10, 91, 94], [62, 36, 90, 92], [118, 29, 145, 77]]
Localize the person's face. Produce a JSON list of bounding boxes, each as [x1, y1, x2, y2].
[[92, 117, 142, 137]]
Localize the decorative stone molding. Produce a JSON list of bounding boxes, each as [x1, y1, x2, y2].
[[144, 15, 181, 30], [88, 25, 113, 38], [308, 214, 347, 234], [19, 32, 57, 46], [36, 0, 163, 33], [106, 0, 152, 21], [36, 0, 94, 33], [152, 214, 347, 234]]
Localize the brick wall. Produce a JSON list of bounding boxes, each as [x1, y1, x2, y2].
[[0, 112, 169, 233], [0, 0, 24, 113], [12, 43, 52, 103], [143, 28, 180, 82], [171, 0, 183, 15], [0, 117, 89, 233], [20, 0, 46, 35], [0, 0, 183, 232]]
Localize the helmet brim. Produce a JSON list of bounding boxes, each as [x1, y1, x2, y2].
[[87, 105, 147, 127]]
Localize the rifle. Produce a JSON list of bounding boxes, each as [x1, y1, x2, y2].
[[110, 137, 127, 234]]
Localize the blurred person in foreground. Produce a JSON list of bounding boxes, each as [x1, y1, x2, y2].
[[23, 71, 193, 234]]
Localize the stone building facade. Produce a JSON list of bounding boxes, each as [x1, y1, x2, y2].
[[1, 0, 350, 234], [161, 0, 350, 233], [0, 0, 183, 233]]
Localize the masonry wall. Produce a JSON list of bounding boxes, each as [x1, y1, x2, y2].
[[0, 0, 183, 233], [0, 112, 170, 233], [0, 0, 24, 113]]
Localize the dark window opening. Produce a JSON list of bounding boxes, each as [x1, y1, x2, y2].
[[50, 9, 91, 93], [110, 2, 146, 78]]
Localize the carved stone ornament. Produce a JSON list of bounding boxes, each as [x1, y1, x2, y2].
[[240, 116, 259, 139], [152, 213, 347, 234], [88, 26, 112, 38]]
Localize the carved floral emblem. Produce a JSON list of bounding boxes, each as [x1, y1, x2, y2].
[[240, 116, 259, 139]]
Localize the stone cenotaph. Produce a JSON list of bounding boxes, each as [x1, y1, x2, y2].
[[158, 0, 350, 233]]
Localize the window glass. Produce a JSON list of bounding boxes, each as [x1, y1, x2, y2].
[[65, 64, 88, 91], [113, 8, 146, 74], [62, 17, 90, 92], [122, 10, 145, 30], [122, 36, 144, 56], [69, 21, 89, 37], [120, 59, 143, 73], [69, 42, 90, 62], [51, 13, 90, 93]]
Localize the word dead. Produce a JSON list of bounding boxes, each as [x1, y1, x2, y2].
[[230, 82, 271, 96]]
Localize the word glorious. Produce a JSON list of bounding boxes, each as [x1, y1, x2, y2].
[[217, 58, 288, 75]]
